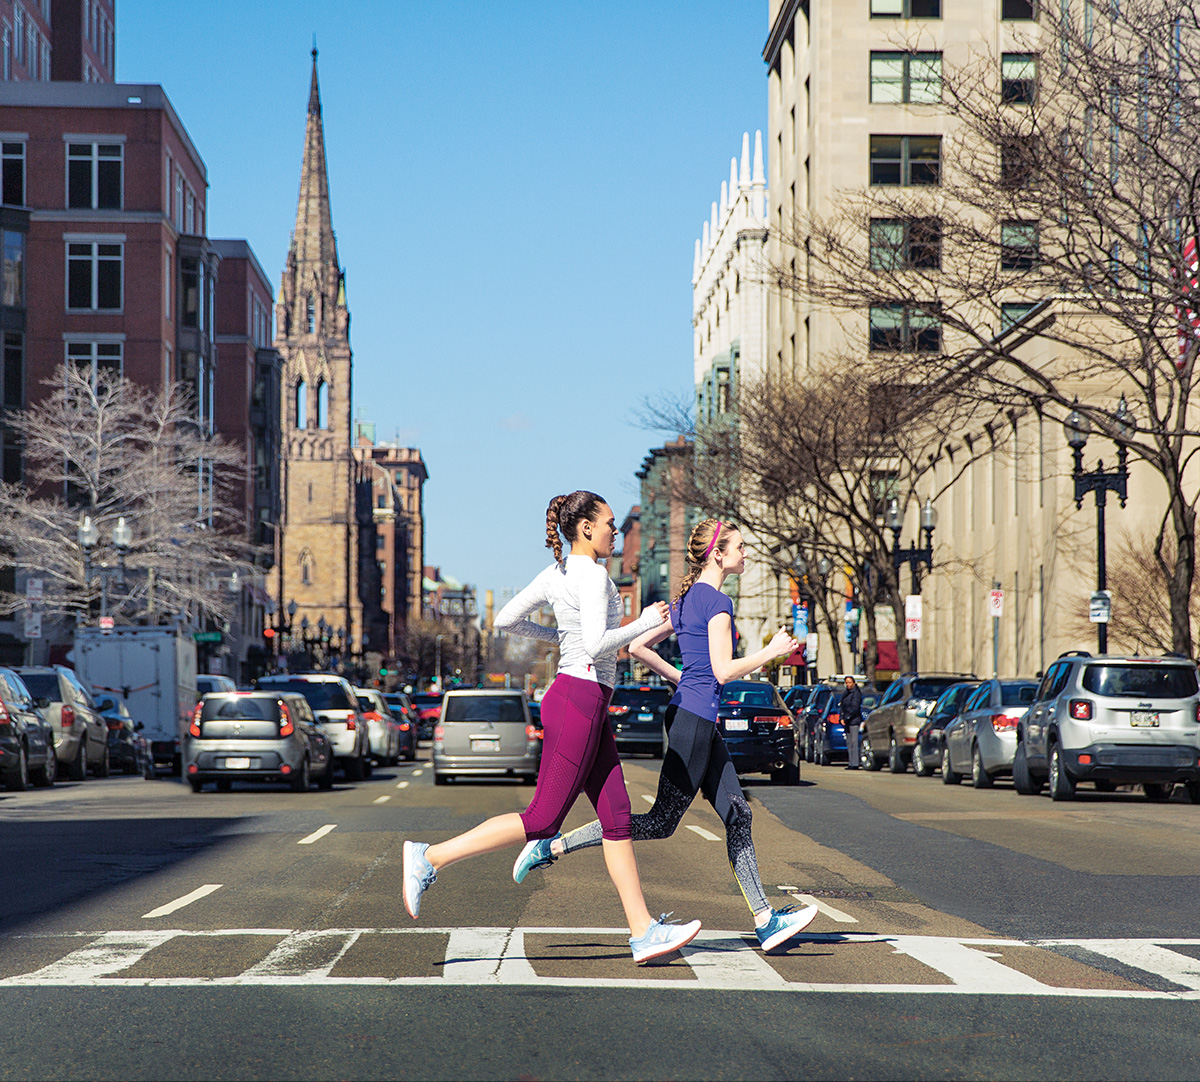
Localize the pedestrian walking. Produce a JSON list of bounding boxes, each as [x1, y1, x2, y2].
[[513, 518, 820, 953], [402, 491, 702, 964], [841, 675, 864, 770]]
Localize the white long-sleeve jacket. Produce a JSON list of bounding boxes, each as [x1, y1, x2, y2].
[[494, 555, 663, 688]]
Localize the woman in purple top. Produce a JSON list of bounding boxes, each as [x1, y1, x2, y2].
[[514, 519, 821, 953]]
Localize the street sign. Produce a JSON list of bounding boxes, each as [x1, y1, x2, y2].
[[905, 594, 923, 640], [23, 612, 40, 639], [989, 589, 1005, 618], [98, 615, 114, 633], [1089, 590, 1112, 624], [193, 630, 222, 643], [25, 578, 43, 601]]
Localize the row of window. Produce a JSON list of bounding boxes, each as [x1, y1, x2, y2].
[[85, 0, 114, 73], [1, 11, 50, 82], [871, 0, 1035, 18], [867, 134, 1034, 188], [868, 218, 1039, 271], [867, 302, 1037, 352], [870, 52, 1036, 106]]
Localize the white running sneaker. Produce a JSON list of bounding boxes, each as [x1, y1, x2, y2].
[[629, 913, 702, 964], [755, 904, 819, 952], [512, 834, 560, 884], [402, 840, 436, 920]]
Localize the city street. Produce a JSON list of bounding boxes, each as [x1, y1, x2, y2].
[[2, 754, 1200, 1080]]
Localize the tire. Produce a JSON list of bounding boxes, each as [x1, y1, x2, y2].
[[817, 734, 831, 767], [5, 745, 28, 792], [861, 732, 880, 771], [522, 773, 537, 786], [1186, 779, 1200, 804], [971, 745, 994, 788], [189, 777, 204, 793], [1048, 744, 1075, 801], [32, 743, 57, 788], [1012, 742, 1041, 795], [343, 755, 365, 782], [942, 745, 962, 784], [888, 733, 906, 774], [433, 772, 448, 786], [1143, 781, 1174, 802], [1094, 780, 1118, 793], [143, 756, 156, 780], [805, 732, 815, 763], [67, 741, 86, 782], [362, 756, 374, 779], [290, 757, 311, 793], [216, 779, 233, 792], [95, 745, 110, 779], [913, 742, 932, 777], [771, 761, 801, 785], [317, 755, 335, 790]]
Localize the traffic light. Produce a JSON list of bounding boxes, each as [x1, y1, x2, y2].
[[379, 666, 389, 677]]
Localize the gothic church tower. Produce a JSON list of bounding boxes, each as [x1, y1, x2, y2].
[[275, 49, 358, 651]]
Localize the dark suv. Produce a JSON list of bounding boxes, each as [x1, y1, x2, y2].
[[608, 685, 671, 757], [863, 672, 974, 773]]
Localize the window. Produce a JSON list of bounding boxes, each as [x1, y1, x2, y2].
[[12, 5, 21, 66], [173, 172, 183, 232], [870, 135, 941, 186], [316, 380, 327, 428], [1000, 302, 1037, 332], [2, 230, 23, 306], [295, 380, 307, 428], [871, 0, 940, 15], [869, 304, 942, 351], [66, 241, 121, 310], [1002, 54, 1037, 104], [870, 52, 942, 103], [163, 246, 172, 320], [1001, 0, 1036, 17], [3, 331, 22, 409], [1, 142, 24, 205], [180, 257, 200, 327], [870, 218, 942, 270], [869, 469, 900, 518], [2, 24, 10, 80], [1000, 221, 1039, 269], [306, 294, 315, 334], [1000, 136, 1037, 188], [67, 142, 122, 210], [67, 341, 121, 389]]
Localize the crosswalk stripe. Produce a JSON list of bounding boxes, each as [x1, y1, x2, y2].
[[142, 884, 223, 919], [1046, 939, 1200, 991], [791, 892, 858, 924], [685, 825, 720, 842], [298, 824, 336, 845]]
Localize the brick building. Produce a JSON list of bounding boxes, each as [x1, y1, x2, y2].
[[636, 436, 698, 615], [0, 1, 115, 85]]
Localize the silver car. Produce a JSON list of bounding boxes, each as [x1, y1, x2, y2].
[[432, 689, 540, 785], [355, 687, 401, 765], [185, 691, 335, 793], [942, 679, 1038, 788], [17, 666, 109, 780], [256, 674, 372, 781]]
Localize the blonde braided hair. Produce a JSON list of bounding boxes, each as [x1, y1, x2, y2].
[[673, 518, 733, 606]]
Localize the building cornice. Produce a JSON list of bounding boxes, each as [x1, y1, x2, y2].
[[763, 0, 806, 71]]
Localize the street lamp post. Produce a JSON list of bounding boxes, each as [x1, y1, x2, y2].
[[792, 552, 831, 684], [434, 633, 444, 690], [1064, 396, 1132, 655], [884, 497, 937, 672], [77, 513, 133, 624]]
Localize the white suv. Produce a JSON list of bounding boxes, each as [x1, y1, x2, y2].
[[255, 674, 372, 781], [1014, 653, 1200, 802]]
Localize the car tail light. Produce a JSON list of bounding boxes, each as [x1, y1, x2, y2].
[[280, 763, 292, 775], [363, 711, 381, 722], [1195, 702, 1200, 723], [526, 724, 543, 740], [1069, 699, 1093, 721], [757, 714, 790, 729], [433, 724, 444, 741], [189, 703, 202, 738], [828, 713, 841, 727], [278, 701, 293, 737], [187, 763, 198, 774], [608, 705, 630, 716], [346, 715, 357, 730], [990, 713, 1019, 732], [1078, 754, 1093, 764], [61, 705, 75, 729], [399, 722, 411, 731]]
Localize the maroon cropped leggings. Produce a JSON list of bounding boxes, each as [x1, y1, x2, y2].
[[519, 674, 632, 843]]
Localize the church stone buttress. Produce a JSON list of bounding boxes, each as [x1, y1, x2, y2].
[[275, 49, 358, 653]]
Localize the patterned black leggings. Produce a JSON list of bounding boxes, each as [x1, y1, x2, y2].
[[559, 704, 768, 914]]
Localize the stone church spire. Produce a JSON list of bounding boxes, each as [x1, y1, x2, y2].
[[290, 46, 339, 279]]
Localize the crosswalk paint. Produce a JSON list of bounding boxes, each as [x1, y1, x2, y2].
[[141, 884, 223, 919], [411, 769, 423, 777], [685, 825, 720, 842], [396, 781, 409, 789], [373, 796, 390, 804], [1047, 939, 1200, 991], [790, 892, 859, 924], [297, 824, 336, 845]]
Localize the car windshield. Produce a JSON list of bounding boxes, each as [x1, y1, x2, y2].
[[411, 694, 443, 707], [201, 695, 279, 721], [824, 692, 844, 712], [19, 673, 61, 701], [1000, 682, 1038, 706], [861, 693, 880, 710], [443, 696, 525, 723], [258, 680, 356, 711], [1082, 664, 1199, 699], [610, 687, 671, 709], [913, 679, 959, 700], [722, 684, 777, 707], [932, 686, 968, 714]]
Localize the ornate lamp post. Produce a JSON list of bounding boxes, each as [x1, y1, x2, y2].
[[77, 513, 133, 624], [884, 496, 937, 671]]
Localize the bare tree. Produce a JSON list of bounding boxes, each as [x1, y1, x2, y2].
[[773, 0, 1200, 654], [0, 364, 250, 624]]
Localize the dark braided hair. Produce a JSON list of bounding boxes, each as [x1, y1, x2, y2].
[[545, 491, 606, 564]]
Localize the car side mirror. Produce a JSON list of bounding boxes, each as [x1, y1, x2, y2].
[[34, 697, 50, 710], [98, 698, 115, 712]]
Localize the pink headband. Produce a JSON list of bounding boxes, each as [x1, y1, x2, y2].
[[701, 522, 724, 562]]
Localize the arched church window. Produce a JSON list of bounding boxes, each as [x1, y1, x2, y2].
[[300, 550, 314, 585], [316, 380, 328, 429], [295, 379, 307, 428], [306, 295, 316, 334]]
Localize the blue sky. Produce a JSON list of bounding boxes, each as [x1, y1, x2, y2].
[[117, 1, 768, 600]]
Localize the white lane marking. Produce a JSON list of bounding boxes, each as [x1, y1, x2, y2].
[[241, 930, 359, 980], [684, 932, 787, 988], [1055, 940, 1200, 991], [888, 935, 1048, 993], [443, 928, 512, 983], [685, 825, 720, 842], [373, 796, 390, 804], [141, 884, 223, 919], [641, 794, 655, 804], [13, 931, 177, 982], [411, 769, 424, 777], [791, 892, 859, 924], [396, 780, 410, 789], [297, 824, 336, 845]]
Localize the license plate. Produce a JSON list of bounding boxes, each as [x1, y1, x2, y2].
[[470, 738, 500, 752], [725, 718, 748, 732], [1130, 711, 1159, 727], [223, 757, 251, 769], [638, 713, 653, 722]]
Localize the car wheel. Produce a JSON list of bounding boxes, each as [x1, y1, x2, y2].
[[1012, 742, 1041, 795], [362, 756, 374, 779], [888, 734, 906, 774], [817, 734, 831, 767], [67, 741, 86, 782], [433, 772, 448, 786], [942, 746, 962, 784], [861, 732, 879, 771], [32, 744, 57, 788], [1186, 779, 1200, 804], [290, 757, 311, 793], [344, 756, 364, 782], [5, 745, 28, 792], [522, 773, 537, 786], [96, 745, 110, 779], [971, 745, 994, 788], [913, 743, 932, 777], [189, 777, 204, 793], [143, 755, 156, 780], [1143, 781, 1174, 802], [1048, 745, 1075, 801]]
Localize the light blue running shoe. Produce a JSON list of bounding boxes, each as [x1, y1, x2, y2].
[[512, 833, 561, 884], [629, 913, 702, 964], [755, 903, 818, 952], [402, 840, 436, 920]]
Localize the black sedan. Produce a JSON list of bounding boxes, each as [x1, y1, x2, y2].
[[912, 681, 979, 776], [716, 680, 799, 784], [608, 685, 671, 757], [98, 698, 155, 778]]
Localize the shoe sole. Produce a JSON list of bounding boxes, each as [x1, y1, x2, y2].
[[402, 840, 423, 920], [512, 839, 542, 884], [632, 920, 701, 964], [759, 905, 819, 952]]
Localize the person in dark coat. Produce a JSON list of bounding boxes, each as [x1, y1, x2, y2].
[[841, 676, 864, 769]]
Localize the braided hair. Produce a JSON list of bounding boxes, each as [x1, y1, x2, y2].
[[673, 518, 733, 606], [545, 491, 606, 564]]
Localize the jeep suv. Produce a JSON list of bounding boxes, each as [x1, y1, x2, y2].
[[1014, 653, 1200, 801], [862, 672, 972, 773]]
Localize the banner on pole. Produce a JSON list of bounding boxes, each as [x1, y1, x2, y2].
[[905, 594, 922, 640]]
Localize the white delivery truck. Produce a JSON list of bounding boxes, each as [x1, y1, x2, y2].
[[74, 625, 198, 774]]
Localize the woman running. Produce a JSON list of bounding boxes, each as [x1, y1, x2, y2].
[[512, 518, 818, 952], [402, 491, 702, 964]]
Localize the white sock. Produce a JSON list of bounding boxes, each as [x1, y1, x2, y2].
[[753, 908, 772, 928]]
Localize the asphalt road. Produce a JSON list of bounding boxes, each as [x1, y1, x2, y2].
[[2, 749, 1200, 1080]]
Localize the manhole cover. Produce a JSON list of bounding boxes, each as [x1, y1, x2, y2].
[[798, 889, 874, 900]]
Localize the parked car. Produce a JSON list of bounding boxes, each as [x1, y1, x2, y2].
[[185, 690, 335, 793], [1014, 653, 1200, 802], [862, 672, 974, 773], [942, 679, 1039, 788], [16, 665, 109, 780], [799, 685, 836, 762], [814, 689, 881, 765], [716, 680, 799, 784], [432, 689, 541, 784], [608, 684, 671, 757], [409, 692, 444, 740], [255, 674, 372, 780], [912, 681, 980, 776], [783, 685, 816, 715], [97, 697, 155, 778], [196, 674, 237, 697], [0, 667, 57, 790], [356, 687, 402, 765], [382, 692, 418, 760]]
